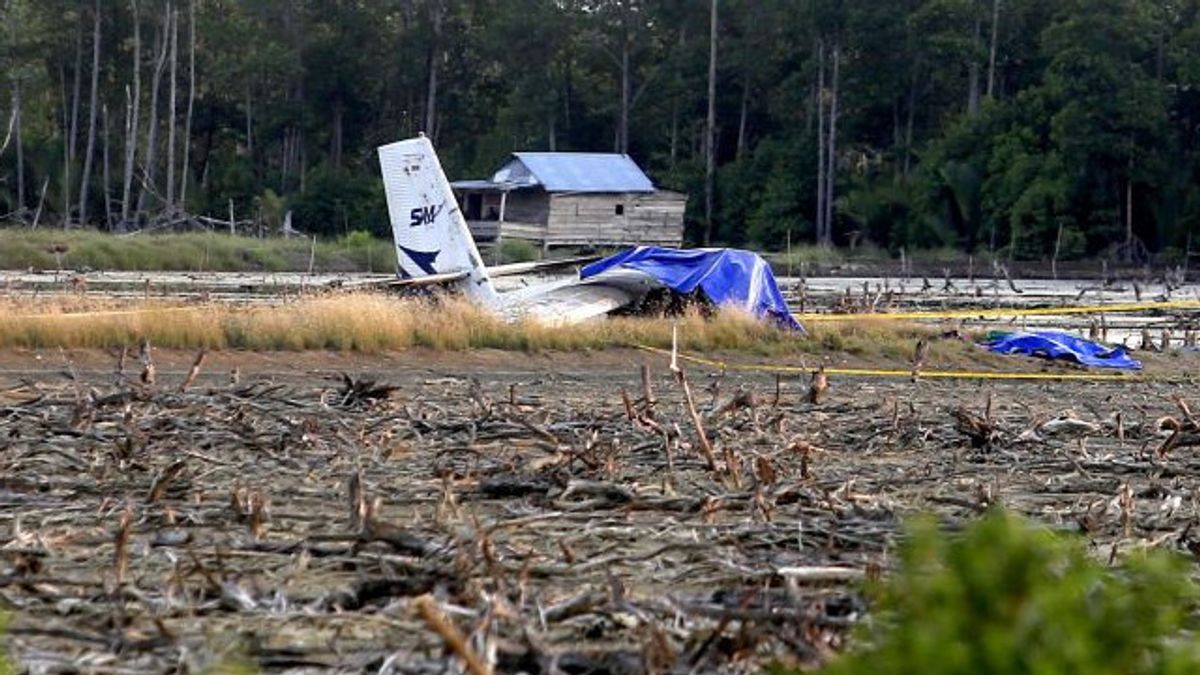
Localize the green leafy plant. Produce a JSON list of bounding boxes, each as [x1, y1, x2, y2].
[[815, 512, 1200, 675], [499, 238, 541, 264], [0, 608, 11, 675]]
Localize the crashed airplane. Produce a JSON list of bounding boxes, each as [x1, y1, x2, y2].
[[377, 135, 801, 329]]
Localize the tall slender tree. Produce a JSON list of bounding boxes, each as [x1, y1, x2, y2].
[[179, 0, 195, 210], [77, 0, 100, 226], [703, 0, 718, 245], [823, 44, 839, 247], [815, 40, 826, 243], [120, 0, 141, 227], [166, 2, 178, 216], [136, 6, 169, 220], [987, 0, 1000, 98], [12, 80, 24, 216]]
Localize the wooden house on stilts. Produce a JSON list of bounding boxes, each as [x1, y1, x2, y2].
[[451, 152, 686, 251]]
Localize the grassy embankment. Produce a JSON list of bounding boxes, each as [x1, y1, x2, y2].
[[0, 229, 960, 274], [0, 230, 398, 273], [0, 293, 953, 361], [3, 229, 1182, 278], [0, 230, 557, 272]]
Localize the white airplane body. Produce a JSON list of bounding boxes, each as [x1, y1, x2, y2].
[[378, 135, 665, 325]]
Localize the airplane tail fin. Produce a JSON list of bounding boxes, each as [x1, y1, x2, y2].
[[377, 135, 497, 304]]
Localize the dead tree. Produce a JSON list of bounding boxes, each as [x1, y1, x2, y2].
[[103, 103, 112, 227], [179, 0, 196, 209], [120, 0, 141, 228], [815, 40, 826, 246], [986, 0, 1000, 98], [967, 7, 981, 115], [702, 0, 718, 246], [424, 0, 444, 139], [136, 6, 171, 220], [615, 0, 631, 154], [823, 43, 840, 247], [165, 2, 178, 217], [64, 19, 83, 225], [12, 79, 24, 217], [77, 0, 102, 226]]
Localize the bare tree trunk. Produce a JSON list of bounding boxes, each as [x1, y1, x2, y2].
[[69, 19, 83, 165], [245, 86, 252, 155], [121, 0, 141, 227], [815, 41, 826, 243], [13, 80, 24, 216], [669, 97, 678, 169], [736, 75, 749, 160], [823, 44, 840, 247], [299, 133, 307, 193], [702, 0, 718, 246], [669, 27, 684, 169], [967, 9, 981, 115], [166, 3, 178, 217], [1051, 220, 1062, 280], [562, 72, 571, 139], [60, 66, 69, 226], [330, 100, 344, 166], [64, 16, 84, 225], [137, 8, 170, 220], [179, 0, 196, 210], [78, 0, 101, 226], [424, 0, 443, 139], [1125, 155, 1134, 260], [547, 106, 556, 151], [617, 2, 631, 154], [986, 0, 1000, 98], [103, 103, 113, 228], [904, 70, 916, 178], [281, 127, 292, 190]]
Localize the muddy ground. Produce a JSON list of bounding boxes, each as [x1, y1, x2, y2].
[[2, 348, 1200, 673]]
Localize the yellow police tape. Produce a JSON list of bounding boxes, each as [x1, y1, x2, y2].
[[796, 298, 1200, 322], [634, 345, 1186, 382]]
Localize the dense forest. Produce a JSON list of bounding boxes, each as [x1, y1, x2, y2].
[[1, 0, 1200, 261]]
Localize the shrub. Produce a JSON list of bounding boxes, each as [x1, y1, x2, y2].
[[499, 238, 540, 263], [0, 608, 10, 675], [809, 511, 1200, 675]]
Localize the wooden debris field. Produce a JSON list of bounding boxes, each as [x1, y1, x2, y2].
[[2, 350, 1200, 672]]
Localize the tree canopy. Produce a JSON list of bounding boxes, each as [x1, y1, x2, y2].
[[0, 0, 1198, 261]]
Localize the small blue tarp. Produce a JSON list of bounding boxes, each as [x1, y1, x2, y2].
[[984, 330, 1142, 370], [581, 247, 803, 331]]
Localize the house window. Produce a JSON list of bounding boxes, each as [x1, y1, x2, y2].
[[614, 204, 625, 216]]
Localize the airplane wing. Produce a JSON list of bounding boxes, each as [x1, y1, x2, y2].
[[486, 255, 600, 279], [500, 267, 666, 325], [328, 256, 600, 292], [333, 271, 468, 290], [505, 283, 637, 326]]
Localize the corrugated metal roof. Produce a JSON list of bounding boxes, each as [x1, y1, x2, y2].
[[450, 179, 517, 191], [491, 153, 656, 193]]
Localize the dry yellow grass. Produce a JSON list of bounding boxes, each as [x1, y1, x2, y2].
[[0, 294, 782, 352], [0, 292, 953, 357]]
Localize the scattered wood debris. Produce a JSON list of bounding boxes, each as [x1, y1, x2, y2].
[[1, 356, 1197, 672]]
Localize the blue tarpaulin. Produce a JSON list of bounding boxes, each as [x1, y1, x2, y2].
[[581, 247, 803, 330], [984, 330, 1142, 370]]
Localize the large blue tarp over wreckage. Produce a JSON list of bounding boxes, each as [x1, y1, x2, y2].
[[581, 246, 803, 330], [984, 330, 1142, 370]]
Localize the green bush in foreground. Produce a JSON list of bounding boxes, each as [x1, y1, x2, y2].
[[0, 608, 10, 675], [812, 512, 1200, 675]]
